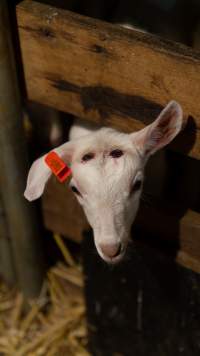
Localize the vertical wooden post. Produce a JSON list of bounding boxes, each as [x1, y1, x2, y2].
[[0, 0, 44, 298], [0, 197, 16, 286]]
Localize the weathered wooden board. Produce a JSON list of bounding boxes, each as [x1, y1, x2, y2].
[[42, 177, 89, 243], [42, 178, 200, 274], [17, 0, 200, 159]]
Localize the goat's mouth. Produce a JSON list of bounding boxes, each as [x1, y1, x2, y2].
[[103, 251, 126, 264], [97, 244, 126, 264]]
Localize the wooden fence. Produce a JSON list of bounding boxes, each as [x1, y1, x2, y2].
[[15, 0, 200, 275]]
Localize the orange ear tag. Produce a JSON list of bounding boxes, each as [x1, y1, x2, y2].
[[45, 151, 72, 183]]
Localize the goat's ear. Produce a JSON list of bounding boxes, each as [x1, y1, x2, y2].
[[24, 141, 74, 202], [130, 101, 183, 157]]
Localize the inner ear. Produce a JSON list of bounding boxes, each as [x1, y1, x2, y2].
[[131, 101, 183, 156], [146, 101, 183, 154]]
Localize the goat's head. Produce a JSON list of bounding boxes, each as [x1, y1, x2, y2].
[[24, 101, 183, 263]]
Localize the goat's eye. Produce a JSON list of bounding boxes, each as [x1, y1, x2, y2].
[[130, 179, 142, 195], [82, 152, 95, 162], [71, 185, 81, 196], [110, 149, 123, 158]]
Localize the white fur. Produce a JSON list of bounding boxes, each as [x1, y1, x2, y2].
[[69, 127, 143, 262], [24, 101, 183, 263]]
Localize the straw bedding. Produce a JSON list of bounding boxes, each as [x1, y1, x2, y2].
[[0, 234, 90, 356]]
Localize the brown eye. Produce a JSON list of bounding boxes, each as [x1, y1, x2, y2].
[[130, 179, 142, 195], [82, 152, 95, 162], [110, 149, 123, 158], [71, 185, 81, 196]]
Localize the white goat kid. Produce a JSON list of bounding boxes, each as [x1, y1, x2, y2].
[[24, 101, 183, 264]]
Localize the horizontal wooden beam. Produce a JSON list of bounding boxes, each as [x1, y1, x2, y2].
[[17, 1, 200, 159]]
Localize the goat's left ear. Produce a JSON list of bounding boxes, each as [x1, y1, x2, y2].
[[131, 101, 183, 157], [24, 141, 74, 202]]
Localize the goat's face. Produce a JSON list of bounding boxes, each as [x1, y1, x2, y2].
[[24, 101, 183, 263], [69, 129, 143, 263]]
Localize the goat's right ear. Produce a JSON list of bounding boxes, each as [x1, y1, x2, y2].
[[24, 141, 74, 202], [130, 101, 183, 157]]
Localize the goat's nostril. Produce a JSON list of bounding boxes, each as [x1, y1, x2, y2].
[[100, 243, 122, 258]]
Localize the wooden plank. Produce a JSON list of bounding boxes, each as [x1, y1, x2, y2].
[[42, 177, 89, 243], [42, 178, 200, 274], [17, 1, 200, 159], [135, 203, 200, 272], [83, 230, 200, 356], [0, 197, 16, 285]]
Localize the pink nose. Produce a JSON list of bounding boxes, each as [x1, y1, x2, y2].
[[100, 243, 122, 258]]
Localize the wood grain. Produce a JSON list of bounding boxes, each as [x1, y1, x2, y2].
[[17, 0, 200, 159]]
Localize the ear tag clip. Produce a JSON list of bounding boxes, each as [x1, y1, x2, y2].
[[45, 151, 72, 183]]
